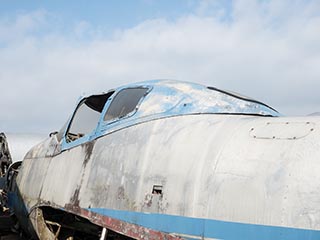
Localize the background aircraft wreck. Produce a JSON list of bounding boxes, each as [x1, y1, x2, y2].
[[1, 79, 320, 240], [0, 133, 12, 177], [0, 132, 45, 237]]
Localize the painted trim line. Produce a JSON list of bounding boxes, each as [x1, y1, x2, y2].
[[86, 208, 320, 240]]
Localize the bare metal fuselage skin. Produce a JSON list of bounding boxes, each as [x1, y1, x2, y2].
[[13, 80, 320, 239]]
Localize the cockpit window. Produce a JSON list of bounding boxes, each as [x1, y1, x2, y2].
[[66, 92, 114, 142], [207, 86, 278, 113], [104, 88, 149, 122]]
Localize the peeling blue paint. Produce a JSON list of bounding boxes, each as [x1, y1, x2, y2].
[[61, 80, 280, 150], [87, 207, 320, 240]]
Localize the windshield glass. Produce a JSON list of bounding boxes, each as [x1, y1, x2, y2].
[[66, 92, 114, 142]]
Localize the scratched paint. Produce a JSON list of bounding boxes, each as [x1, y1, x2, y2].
[[60, 80, 279, 150], [12, 80, 320, 239]]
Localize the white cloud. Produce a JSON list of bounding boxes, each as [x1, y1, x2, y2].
[[0, 0, 320, 133], [0, 10, 47, 44]]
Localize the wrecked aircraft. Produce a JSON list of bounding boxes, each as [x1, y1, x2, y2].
[[0, 133, 12, 177], [0, 132, 44, 237], [2, 79, 320, 239]]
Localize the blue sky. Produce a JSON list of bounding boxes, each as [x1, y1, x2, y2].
[[0, 0, 235, 41], [0, 0, 320, 133], [0, 1, 201, 34], [0, 0, 234, 22], [1, 0, 195, 22]]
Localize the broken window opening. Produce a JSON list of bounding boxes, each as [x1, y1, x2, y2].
[[66, 92, 114, 143], [104, 88, 149, 122]]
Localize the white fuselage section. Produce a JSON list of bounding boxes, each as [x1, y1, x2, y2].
[[17, 114, 320, 231]]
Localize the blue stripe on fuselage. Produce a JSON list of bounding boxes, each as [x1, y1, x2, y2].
[[87, 208, 320, 240]]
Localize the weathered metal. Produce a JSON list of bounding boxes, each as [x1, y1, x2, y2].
[[8, 80, 320, 239], [0, 133, 12, 177]]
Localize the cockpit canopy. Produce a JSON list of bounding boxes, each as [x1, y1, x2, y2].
[[60, 80, 279, 148]]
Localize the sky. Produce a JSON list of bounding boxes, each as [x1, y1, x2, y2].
[[0, 0, 320, 133]]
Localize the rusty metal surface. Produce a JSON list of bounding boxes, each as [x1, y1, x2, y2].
[[64, 206, 182, 240], [16, 114, 320, 238], [10, 80, 320, 239]]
